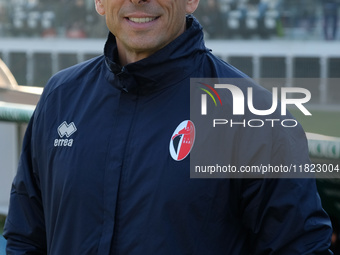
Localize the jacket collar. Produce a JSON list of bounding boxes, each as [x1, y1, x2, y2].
[[104, 16, 209, 94]]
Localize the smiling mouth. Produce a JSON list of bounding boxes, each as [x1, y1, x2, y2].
[[128, 17, 158, 23]]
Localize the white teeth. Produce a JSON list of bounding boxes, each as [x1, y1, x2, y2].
[[129, 17, 155, 23]]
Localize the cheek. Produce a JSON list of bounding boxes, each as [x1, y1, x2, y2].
[[167, 12, 186, 34], [105, 13, 119, 33], [165, 3, 186, 26]]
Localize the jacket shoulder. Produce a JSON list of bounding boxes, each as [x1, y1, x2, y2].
[[46, 55, 104, 92], [204, 51, 249, 79], [36, 55, 104, 105]]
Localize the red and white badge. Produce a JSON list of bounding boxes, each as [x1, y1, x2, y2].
[[169, 120, 196, 161]]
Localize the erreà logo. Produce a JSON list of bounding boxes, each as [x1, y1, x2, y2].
[[169, 120, 195, 161], [58, 121, 77, 137], [55, 121, 77, 147]]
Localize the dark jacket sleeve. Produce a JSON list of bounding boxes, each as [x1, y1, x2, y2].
[[241, 178, 333, 254], [239, 122, 333, 254], [3, 114, 47, 254]]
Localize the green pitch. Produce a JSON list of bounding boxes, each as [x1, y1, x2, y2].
[[290, 109, 340, 138]]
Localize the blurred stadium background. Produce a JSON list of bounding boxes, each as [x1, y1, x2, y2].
[[0, 0, 337, 40], [0, 0, 340, 253]]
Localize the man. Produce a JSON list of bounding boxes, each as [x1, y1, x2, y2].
[[4, 0, 332, 254], [322, 0, 339, 40]]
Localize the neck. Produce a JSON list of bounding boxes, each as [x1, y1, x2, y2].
[[116, 41, 157, 66]]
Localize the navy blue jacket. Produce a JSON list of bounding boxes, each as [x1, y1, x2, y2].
[[4, 16, 332, 254]]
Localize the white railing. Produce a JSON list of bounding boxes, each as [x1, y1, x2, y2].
[[1, 38, 340, 105]]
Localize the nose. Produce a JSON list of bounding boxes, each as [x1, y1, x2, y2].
[[131, 0, 148, 5]]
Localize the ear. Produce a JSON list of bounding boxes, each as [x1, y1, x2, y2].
[[95, 0, 106, 16], [185, 0, 200, 14]]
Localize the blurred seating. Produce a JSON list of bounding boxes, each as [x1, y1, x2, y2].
[[194, 0, 281, 39], [0, 0, 329, 39]]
